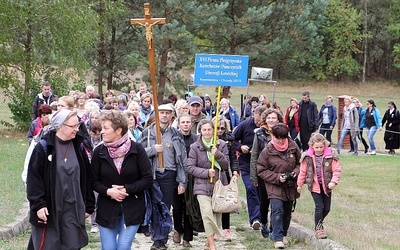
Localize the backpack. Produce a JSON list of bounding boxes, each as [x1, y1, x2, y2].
[[149, 184, 173, 240]]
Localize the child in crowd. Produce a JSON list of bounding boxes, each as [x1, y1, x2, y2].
[[89, 121, 102, 149], [297, 133, 341, 239]]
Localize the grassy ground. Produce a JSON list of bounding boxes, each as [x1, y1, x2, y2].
[[1, 81, 399, 249], [0, 134, 28, 226]]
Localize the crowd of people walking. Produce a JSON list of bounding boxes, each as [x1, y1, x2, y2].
[[24, 81, 399, 249]]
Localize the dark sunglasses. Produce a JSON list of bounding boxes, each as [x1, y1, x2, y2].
[[217, 127, 226, 131]]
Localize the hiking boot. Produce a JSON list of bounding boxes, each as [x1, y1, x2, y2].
[[274, 241, 285, 249], [173, 230, 181, 244], [252, 220, 261, 230], [315, 229, 328, 239], [261, 225, 270, 238], [223, 229, 232, 242]]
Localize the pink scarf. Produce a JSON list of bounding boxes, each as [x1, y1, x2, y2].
[[271, 137, 289, 152], [33, 117, 43, 136], [103, 133, 131, 174]]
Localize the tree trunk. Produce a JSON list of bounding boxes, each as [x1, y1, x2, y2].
[[362, 0, 368, 83], [24, 3, 33, 93], [107, 24, 116, 90], [97, 0, 105, 99]]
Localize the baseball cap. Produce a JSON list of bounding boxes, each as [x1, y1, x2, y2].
[[189, 96, 202, 106]]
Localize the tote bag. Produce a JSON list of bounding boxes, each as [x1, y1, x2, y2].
[[212, 177, 240, 213]]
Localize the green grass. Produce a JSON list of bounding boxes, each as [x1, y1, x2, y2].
[[0, 91, 14, 130], [0, 135, 28, 226], [292, 154, 400, 250]]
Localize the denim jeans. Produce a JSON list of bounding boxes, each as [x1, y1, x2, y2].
[[240, 169, 261, 225], [98, 214, 140, 250], [311, 187, 331, 229], [270, 198, 293, 242], [365, 126, 378, 151], [337, 128, 358, 152]]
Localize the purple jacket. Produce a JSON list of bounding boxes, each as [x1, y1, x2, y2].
[[187, 137, 229, 196]]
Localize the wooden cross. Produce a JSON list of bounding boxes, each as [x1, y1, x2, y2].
[[131, 3, 166, 168]]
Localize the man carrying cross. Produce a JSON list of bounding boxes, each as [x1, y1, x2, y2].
[[138, 104, 188, 250]]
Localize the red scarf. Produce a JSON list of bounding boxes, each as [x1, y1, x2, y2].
[[104, 133, 131, 174], [271, 136, 289, 152]]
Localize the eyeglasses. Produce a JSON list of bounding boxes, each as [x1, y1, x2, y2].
[[64, 123, 80, 129], [217, 127, 226, 131]]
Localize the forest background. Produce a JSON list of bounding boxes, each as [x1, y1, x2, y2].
[[1, 0, 400, 131]]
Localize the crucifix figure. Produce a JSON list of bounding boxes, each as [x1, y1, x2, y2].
[[131, 3, 166, 167], [131, 4, 166, 50], [137, 20, 162, 49]]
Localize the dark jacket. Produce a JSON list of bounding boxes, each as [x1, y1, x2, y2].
[[27, 130, 95, 227], [31, 92, 58, 120], [233, 117, 258, 170], [221, 106, 240, 130], [298, 100, 319, 131], [257, 139, 301, 201], [187, 137, 229, 196], [218, 132, 239, 173], [91, 141, 153, 227], [250, 127, 272, 184]]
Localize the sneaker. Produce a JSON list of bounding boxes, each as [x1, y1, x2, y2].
[[261, 225, 270, 238], [274, 241, 285, 249], [367, 150, 376, 155], [283, 236, 289, 245], [252, 220, 261, 230], [223, 229, 232, 242], [315, 229, 328, 239], [90, 226, 99, 233]]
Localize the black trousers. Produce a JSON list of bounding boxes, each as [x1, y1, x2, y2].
[[257, 177, 270, 226], [311, 185, 332, 229], [172, 187, 193, 241]]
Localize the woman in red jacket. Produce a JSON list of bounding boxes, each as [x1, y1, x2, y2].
[[284, 98, 301, 149]]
